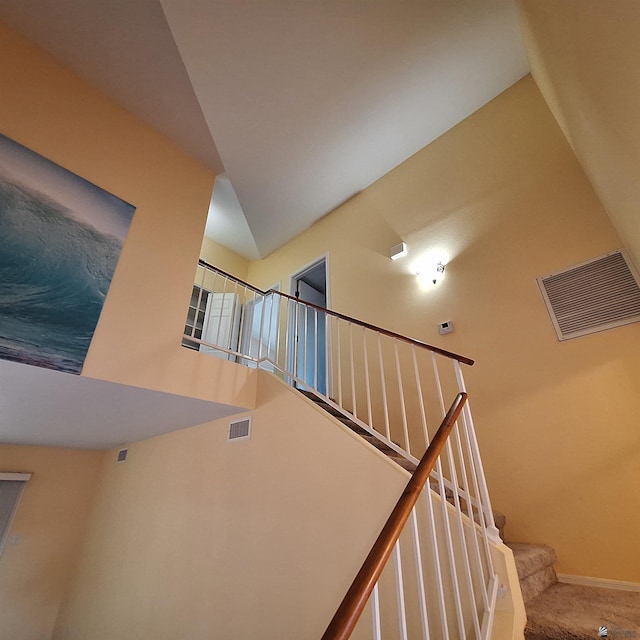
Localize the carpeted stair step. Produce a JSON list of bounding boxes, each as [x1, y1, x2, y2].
[[524, 582, 640, 640], [507, 543, 558, 603]]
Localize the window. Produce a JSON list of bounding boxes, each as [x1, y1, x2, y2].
[[0, 473, 31, 556], [182, 285, 210, 350]]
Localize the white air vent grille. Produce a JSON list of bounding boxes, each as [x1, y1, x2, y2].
[[228, 417, 251, 441], [537, 250, 640, 341]]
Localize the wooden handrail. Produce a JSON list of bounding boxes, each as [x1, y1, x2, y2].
[[320, 392, 468, 640], [197, 259, 474, 366], [198, 259, 265, 295]]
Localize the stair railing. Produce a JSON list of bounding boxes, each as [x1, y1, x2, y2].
[[184, 259, 502, 638], [322, 392, 469, 640]]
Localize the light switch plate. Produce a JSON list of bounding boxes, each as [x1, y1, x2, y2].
[[439, 321, 454, 335]]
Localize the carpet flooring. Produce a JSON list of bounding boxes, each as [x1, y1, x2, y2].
[[525, 582, 640, 640]]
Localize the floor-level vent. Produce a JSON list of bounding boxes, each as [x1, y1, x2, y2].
[[537, 250, 640, 341], [228, 417, 251, 441]]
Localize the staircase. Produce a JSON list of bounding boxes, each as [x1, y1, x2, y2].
[[299, 387, 508, 538], [508, 543, 557, 604], [302, 387, 640, 640], [506, 543, 640, 639], [187, 259, 516, 639], [297, 389, 419, 471]]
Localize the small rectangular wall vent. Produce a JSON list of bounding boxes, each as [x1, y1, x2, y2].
[[228, 417, 251, 441], [116, 448, 128, 463], [537, 250, 640, 341]]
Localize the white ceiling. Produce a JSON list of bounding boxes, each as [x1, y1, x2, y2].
[[0, 0, 529, 259], [0, 359, 243, 449]]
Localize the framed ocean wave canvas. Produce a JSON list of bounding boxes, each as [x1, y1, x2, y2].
[[0, 133, 135, 374]]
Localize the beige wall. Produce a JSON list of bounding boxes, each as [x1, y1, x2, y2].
[[518, 0, 640, 270], [0, 445, 103, 640], [2, 16, 638, 640], [52, 373, 523, 639], [53, 373, 409, 639], [246, 76, 640, 582], [200, 234, 249, 281], [0, 22, 255, 410]]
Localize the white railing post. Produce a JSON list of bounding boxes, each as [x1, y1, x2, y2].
[[431, 353, 469, 640], [454, 361, 501, 544]]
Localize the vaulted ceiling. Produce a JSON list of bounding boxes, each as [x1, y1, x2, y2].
[[0, 0, 530, 449], [3, 1, 637, 449], [518, 0, 640, 271], [0, 0, 529, 259]]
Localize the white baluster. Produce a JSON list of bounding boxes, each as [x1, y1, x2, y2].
[[410, 507, 431, 640], [302, 304, 308, 388], [412, 345, 429, 449], [394, 341, 410, 454], [431, 353, 467, 639], [349, 323, 357, 419], [377, 334, 391, 440], [313, 307, 319, 391], [265, 292, 275, 366], [336, 318, 343, 408], [423, 482, 450, 640], [454, 361, 501, 546], [394, 540, 408, 640], [371, 583, 382, 640], [363, 327, 373, 429], [324, 312, 330, 399], [450, 394, 491, 613]]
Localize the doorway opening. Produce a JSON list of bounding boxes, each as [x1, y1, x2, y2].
[[289, 258, 328, 395]]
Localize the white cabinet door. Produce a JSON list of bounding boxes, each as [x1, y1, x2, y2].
[[239, 294, 279, 370], [200, 293, 241, 361]]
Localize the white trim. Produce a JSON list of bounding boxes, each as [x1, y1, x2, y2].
[[557, 574, 640, 593], [0, 474, 30, 556], [0, 473, 31, 481], [288, 255, 330, 394], [288, 253, 330, 305]]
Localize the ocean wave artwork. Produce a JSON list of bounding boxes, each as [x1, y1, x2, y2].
[[0, 134, 135, 374]]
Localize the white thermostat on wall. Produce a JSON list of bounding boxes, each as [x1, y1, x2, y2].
[[439, 320, 454, 335]]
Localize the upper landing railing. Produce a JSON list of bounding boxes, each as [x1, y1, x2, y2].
[[183, 259, 501, 639]]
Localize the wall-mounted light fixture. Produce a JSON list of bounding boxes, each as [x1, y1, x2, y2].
[[417, 261, 445, 287], [390, 242, 408, 260]]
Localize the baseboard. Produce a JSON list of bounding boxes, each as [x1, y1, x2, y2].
[[557, 574, 640, 592]]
